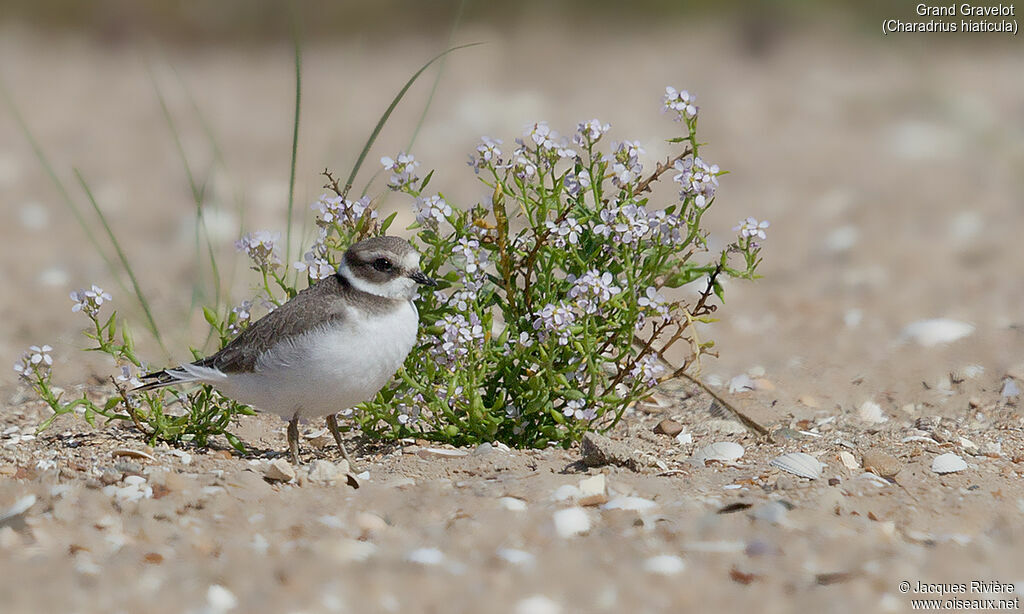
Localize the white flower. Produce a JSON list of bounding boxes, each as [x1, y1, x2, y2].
[[469, 137, 503, 173], [533, 302, 577, 345], [574, 119, 611, 147], [630, 354, 665, 387], [235, 231, 281, 269], [116, 364, 143, 388], [674, 156, 719, 202], [312, 193, 376, 228], [545, 217, 583, 248], [568, 270, 621, 314], [293, 252, 334, 281], [733, 217, 770, 241], [414, 194, 452, 228], [14, 344, 53, 380], [381, 152, 420, 190], [227, 300, 254, 335], [70, 285, 112, 316], [663, 86, 698, 120], [562, 399, 596, 421], [638, 287, 671, 320]]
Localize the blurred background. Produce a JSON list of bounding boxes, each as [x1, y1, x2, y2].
[[1, 0, 1021, 420]]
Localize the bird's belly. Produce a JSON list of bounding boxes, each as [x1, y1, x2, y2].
[[225, 303, 418, 419]]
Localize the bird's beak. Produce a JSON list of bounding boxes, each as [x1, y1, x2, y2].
[[409, 270, 437, 287]]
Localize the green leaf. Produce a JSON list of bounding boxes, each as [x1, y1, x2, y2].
[[203, 306, 220, 327]]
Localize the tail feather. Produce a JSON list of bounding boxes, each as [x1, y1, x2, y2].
[[131, 363, 228, 393]]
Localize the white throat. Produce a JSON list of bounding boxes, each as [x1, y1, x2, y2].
[[337, 260, 417, 300]]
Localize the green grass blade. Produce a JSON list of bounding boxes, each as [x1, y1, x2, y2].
[[148, 64, 223, 314], [406, 0, 467, 151], [0, 78, 126, 290], [342, 42, 483, 199], [74, 168, 168, 354], [285, 27, 303, 273]]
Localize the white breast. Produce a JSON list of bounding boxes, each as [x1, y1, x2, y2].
[[218, 301, 419, 420]]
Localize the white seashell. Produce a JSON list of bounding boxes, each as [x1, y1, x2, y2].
[[553, 508, 590, 538], [497, 548, 535, 567], [770, 452, 822, 479], [601, 496, 657, 512], [406, 547, 445, 565], [417, 447, 469, 459], [728, 374, 756, 393], [931, 453, 968, 474], [675, 431, 693, 445], [857, 472, 890, 487], [839, 451, 859, 471], [498, 497, 528, 512], [643, 554, 687, 576], [858, 401, 888, 424], [1002, 378, 1021, 398], [900, 318, 974, 347], [694, 441, 744, 464]]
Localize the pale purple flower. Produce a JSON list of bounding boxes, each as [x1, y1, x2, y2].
[[293, 251, 334, 281], [673, 156, 719, 202], [562, 399, 596, 421], [116, 364, 143, 388], [574, 119, 611, 147], [568, 270, 621, 314], [235, 231, 281, 270], [228, 300, 254, 335], [638, 287, 671, 320], [468, 137, 503, 173], [433, 313, 485, 366], [526, 122, 553, 148], [414, 194, 452, 228], [533, 302, 577, 345], [14, 344, 53, 381], [453, 237, 487, 275], [312, 193, 376, 228], [546, 217, 583, 248], [512, 152, 537, 179], [70, 285, 112, 317], [647, 209, 683, 245], [630, 354, 665, 387], [663, 86, 698, 120], [564, 169, 591, 197], [381, 152, 420, 190], [734, 217, 770, 241], [611, 140, 644, 187]]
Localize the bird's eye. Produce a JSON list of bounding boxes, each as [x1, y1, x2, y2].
[[372, 258, 393, 272]]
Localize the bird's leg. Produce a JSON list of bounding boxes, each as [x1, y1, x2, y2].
[[287, 413, 300, 465], [326, 413, 357, 471]]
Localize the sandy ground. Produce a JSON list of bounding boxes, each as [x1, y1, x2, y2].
[[1, 12, 1023, 614]]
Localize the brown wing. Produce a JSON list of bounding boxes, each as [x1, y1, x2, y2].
[[195, 275, 350, 374]]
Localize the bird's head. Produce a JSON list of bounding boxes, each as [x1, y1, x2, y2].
[[337, 236, 436, 300]]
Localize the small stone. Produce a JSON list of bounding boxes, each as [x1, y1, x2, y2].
[[577, 474, 607, 507], [553, 508, 591, 538], [307, 460, 342, 484], [643, 554, 686, 576], [580, 432, 640, 471], [264, 459, 295, 482], [515, 595, 562, 614], [900, 318, 974, 346], [99, 469, 122, 486], [406, 547, 444, 566], [858, 401, 888, 424], [602, 496, 657, 512], [473, 443, 494, 456], [653, 419, 683, 437], [499, 497, 528, 511], [417, 447, 469, 459], [497, 548, 535, 567], [861, 451, 902, 478], [981, 441, 1002, 457], [355, 512, 388, 536], [206, 585, 237, 612]]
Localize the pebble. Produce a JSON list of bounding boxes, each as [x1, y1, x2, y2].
[[675, 431, 693, 445], [858, 401, 888, 424], [417, 448, 469, 459], [861, 451, 902, 478], [602, 496, 657, 512], [643, 554, 687, 576], [355, 512, 388, 536], [900, 318, 974, 346], [307, 459, 346, 485], [496, 548, 535, 567], [206, 585, 238, 613], [653, 419, 683, 437], [932, 453, 968, 474], [1002, 378, 1020, 398], [406, 547, 445, 566], [552, 508, 591, 538], [264, 459, 296, 482], [499, 497, 528, 511], [577, 474, 608, 507], [515, 595, 562, 614], [0, 495, 35, 529], [580, 432, 640, 471], [751, 501, 790, 525]]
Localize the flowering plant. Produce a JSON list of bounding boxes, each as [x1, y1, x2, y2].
[[288, 86, 765, 447], [16, 85, 765, 450]]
